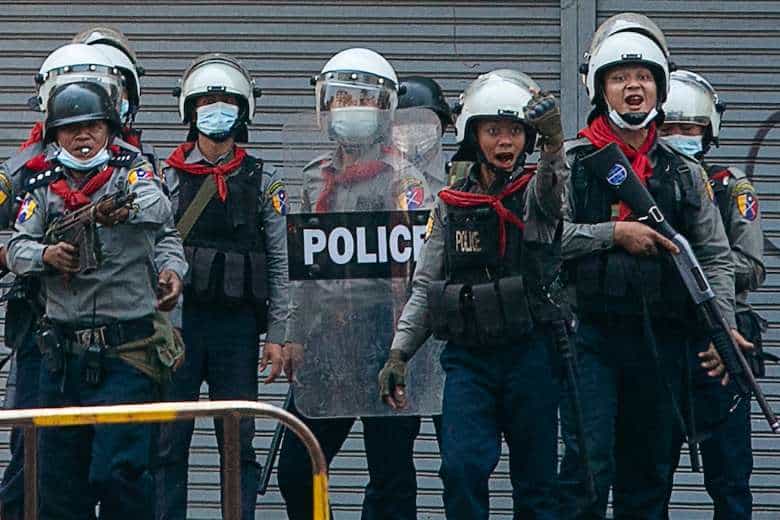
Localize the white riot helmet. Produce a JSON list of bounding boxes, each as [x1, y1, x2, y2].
[[89, 44, 141, 119], [584, 31, 669, 130], [312, 48, 399, 145], [664, 69, 725, 151], [583, 13, 671, 72], [33, 43, 124, 114], [73, 26, 143, 120], [175, 53, 261, 141], [454, 69, 539, 154]]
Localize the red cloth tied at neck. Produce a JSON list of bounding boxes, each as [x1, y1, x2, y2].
[[19, 122, 44, 151], [315, 160, 386, 212], [579, 114, 656, 221], [438, 169, 534, 256], [166, 142, 247, 202], [50, 164, 115, 211]]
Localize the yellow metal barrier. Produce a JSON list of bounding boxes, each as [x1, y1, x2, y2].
[[0, 400, 329, 520]]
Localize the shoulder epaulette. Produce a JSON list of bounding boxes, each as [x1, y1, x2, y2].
[[564, 137, 592, 155], [23, 164, 63, 192], [109, 150, 139, 168], [303, 154, 332, 172], [3, 143, 43, 177]]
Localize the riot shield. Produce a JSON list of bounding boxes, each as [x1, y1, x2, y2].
[[284, 107, 445, 418]]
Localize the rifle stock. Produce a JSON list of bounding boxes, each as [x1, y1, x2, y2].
[[582, 142, 779, 433]]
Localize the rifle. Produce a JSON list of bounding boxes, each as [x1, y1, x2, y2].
[[258, 388, 293, 495], [582, 143, 779, 433], [44, 191, 136, 273]]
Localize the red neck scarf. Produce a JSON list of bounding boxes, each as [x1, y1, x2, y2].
[[122, 127, 142, 149], [18, 122, 44, 151], [579, 114, 656, 221], [315, 160, 386, 212], [438, 169, 535, 256], [166, 142, 247, 202], [29, 145, 120, 211]]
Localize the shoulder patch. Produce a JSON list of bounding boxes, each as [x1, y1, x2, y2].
[[0, 172, 11, 193], [397, 177, 425, 210], [266, 179, 288, 215], [735, 191, 759, 222], [697, 167, 714, 202], [127, 166, 153, 186], [16, 195, 37, 224], [423, 210, 435, 241]]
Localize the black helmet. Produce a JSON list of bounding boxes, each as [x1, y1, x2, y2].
[[45, 81, 120, 142], [398, 76, 452, 134]]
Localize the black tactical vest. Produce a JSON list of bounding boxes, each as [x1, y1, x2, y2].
[[567, 142, 700, 320], [174, 156, 268, 324], [428, 171, 564, 347]]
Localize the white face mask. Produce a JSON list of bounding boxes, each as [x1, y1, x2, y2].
[[661, 134, 703, 157], [329, 107, 382, 145], [607, 105, 659, 130], [56, 145, 110, 171]]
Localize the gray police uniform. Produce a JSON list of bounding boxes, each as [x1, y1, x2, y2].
[[279, 146, 436, 520], [155, 144, 288, 520], [389, 148, 568, 519], [557, 136, 736, 518], [7, 148, 183, 519]]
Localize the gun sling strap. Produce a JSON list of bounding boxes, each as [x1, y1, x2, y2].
[[175, 175, 218, 241]]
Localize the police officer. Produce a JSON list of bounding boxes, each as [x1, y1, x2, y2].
[[557, 16, 745, 518], [378, 68, 568, 519], [278, 48, 426, 520], [155, 53, 287, 520], [72, 26, 159, 170], [7, 80, 185, 519], [0, 42, 159, 520], [661, 69, 765, 519]]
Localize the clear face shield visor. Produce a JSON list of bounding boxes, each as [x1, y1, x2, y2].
[[36, 64, 125, 114], [315, 74, 396, 121]]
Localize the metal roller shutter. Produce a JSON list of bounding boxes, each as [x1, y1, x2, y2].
[[0, 1, 776, 518]]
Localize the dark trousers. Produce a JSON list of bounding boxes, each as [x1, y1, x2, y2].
[[438, 328, 560, 520], [277, 396, 420, 520], [668, 312, 755, 519], [154, 303, 260, 520], [0, 326, 41, 520], [38, 354, 157, 520], [558, 318, 686, 520]]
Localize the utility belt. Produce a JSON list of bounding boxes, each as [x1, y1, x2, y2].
[[36, 316, 155, 385], [427, 275, 534, 348]]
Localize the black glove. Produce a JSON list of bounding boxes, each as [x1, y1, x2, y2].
[[378, 349, 407, 400], [524, 91, 563, 151]]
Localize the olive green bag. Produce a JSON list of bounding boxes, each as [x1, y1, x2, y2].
[[115, 310, 185, 384]]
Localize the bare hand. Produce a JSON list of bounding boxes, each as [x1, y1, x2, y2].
[[699, 328, 753, 386], [614, 221, 680, 256], [156, 269, 182, 311], [43, 242, 79, 273], [260, 342, 284, 384], [282, 342, 303, 383], [96, 206, 130, 227]]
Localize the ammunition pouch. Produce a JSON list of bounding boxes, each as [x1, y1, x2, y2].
[[737, 310, 769, 378], [428, 275, 533, 347], [568, 250, 693, 320]]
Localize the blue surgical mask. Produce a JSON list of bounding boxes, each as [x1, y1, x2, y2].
[[329, 107, 381, 145], [56, 146, 110, 171], [196, 102, 239, 141], [119, 99, 130, 120], [661, 134, 703, 157]]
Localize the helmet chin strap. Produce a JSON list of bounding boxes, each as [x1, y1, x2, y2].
[[607, 104, 658, 131]]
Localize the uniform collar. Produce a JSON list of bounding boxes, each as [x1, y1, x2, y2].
[[185, 144, 234, 166]]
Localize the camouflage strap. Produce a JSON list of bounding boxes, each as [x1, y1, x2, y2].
[[175, 175, 217, 241]]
